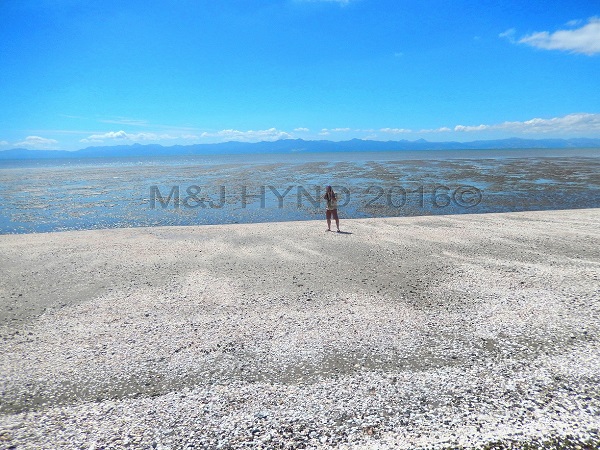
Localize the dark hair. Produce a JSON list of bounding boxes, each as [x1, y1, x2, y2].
[[324, 185, 336, 201]]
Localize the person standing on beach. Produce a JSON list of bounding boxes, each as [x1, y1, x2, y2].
[[324, 185, 341, 232]]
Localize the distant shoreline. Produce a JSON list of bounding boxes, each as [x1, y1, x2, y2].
[[1, 146, 599, 171], [2, 137, 600, 160]]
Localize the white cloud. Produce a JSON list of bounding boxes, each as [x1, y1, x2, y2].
[[419, 127, 452, 133], [497, 113, 600, 133], [454, 113, 600, 134], [78, 127, 291, 144], [80, 130, 177, 143], [454, 124, 489, 132], [200, 128, 291, 142], [0, 140, 9, 147], [380, 127, 412, 134], [294, 127, 310, 132], [86, 130, 128, 141], [317, 127, 352, 135], [499, 28, 516, 43], [512, 17, 600, 55], [14, 136, 59, 149]]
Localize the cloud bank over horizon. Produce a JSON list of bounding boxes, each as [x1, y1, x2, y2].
[[1, 113, 600, 150]]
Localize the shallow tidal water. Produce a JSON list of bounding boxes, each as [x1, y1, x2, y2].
[[0, 149, 599, 234]]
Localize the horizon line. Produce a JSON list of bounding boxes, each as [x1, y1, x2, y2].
[[3, 135, 600, 154]]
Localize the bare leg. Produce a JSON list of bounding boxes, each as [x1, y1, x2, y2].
[[326, 210, 331, 231], [333, 210, 340, 231]]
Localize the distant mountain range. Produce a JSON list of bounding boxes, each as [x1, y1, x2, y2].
[[1, 137, 600, 160]]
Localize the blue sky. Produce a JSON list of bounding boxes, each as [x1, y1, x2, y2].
[[1, 0, 599, 150]]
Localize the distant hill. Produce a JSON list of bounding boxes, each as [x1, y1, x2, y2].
[[1, 137, 600, 160]]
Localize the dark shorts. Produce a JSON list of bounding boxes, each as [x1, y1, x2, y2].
[[326, 209, 338, 220]]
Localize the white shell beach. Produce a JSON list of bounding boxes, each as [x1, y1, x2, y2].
[[1, 209, 599, 449]]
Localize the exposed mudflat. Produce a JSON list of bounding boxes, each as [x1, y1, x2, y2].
[[1, 155, 599, 234]]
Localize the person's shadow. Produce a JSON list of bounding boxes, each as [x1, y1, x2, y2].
[[336, 230, 353, 235]]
